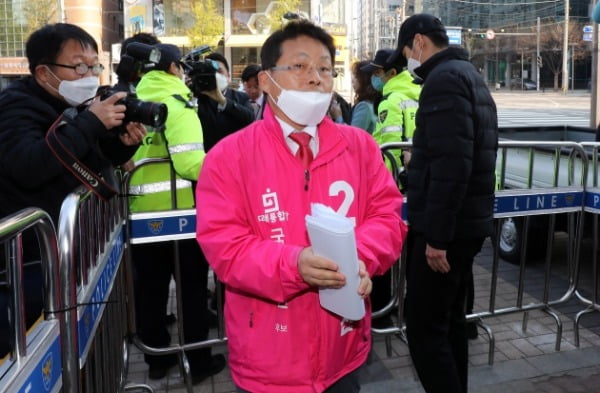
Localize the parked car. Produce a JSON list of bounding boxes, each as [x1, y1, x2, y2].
[[510, 78, 537, 90]]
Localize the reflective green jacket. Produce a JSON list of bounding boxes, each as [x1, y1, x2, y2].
[[128, 70, 205, 212], [374, 70, 421, 172]]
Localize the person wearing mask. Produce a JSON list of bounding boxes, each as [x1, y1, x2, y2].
[[0, 23, 145, 357], [128, 43, 225, 383], [363, 48, 420, 181], [195, 20, 406, 393], [241, 63, 265, 119], [195, 52, 255, 152], [391, 13, 498, 393], [349, 60, 380, 134]]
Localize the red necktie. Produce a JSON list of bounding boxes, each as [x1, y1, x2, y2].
[[289, 132, 313, 169]]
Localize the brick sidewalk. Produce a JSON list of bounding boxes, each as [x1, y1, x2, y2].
[[125, 239, 600, 392]]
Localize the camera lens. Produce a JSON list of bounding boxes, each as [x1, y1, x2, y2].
[[124, 97, 168, 128]]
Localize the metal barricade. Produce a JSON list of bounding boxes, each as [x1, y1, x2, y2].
[[123, 158, 227, 393], [372, 142, 411, 356], [574, 142, 600, 345], [57, 187, 133, 392], [379, 141, 588, 365], [0, 208, 62, 392]]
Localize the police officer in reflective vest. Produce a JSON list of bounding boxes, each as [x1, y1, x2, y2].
[[363, 48, 420, 187], [128, 44, 226, 382]]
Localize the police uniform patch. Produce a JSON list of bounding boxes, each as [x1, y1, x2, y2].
[[379, 110, 388, 123]]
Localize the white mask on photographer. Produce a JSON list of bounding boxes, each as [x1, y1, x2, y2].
[[45, 67, 99, 106], [266, 72, 332, 127], [215, 72, 229, 92]]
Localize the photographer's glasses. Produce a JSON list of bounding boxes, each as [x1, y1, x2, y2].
[[46, 62, 105, 76], [271, 63, 338, 79]]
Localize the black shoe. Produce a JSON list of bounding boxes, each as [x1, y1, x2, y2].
[[467, 321, 478, 340], [191, 354, 226, 384], [148, 354, 178, 380]]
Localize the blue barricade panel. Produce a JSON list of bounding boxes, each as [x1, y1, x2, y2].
[[494, 188, 584, 218], [1, 323, 62, 393], [129, 209, 197, 244], [77, 228, 124, 366], [584, 189, 600, 214]]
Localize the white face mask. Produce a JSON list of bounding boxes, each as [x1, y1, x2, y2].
[[59, 77, 100, 106], [407, 39, 423, 80], [215, 72, 229, 92], [46, 67, 99, 106], [267, 72, 332, 127]]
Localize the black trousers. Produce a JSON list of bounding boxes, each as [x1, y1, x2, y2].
[[405, 233, 484, 393], [132, 239, 211, 369]]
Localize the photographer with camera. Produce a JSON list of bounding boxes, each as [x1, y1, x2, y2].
[[192, 52, 255, 152], [0, 23, 146, 357], [0, 23, 146, 225], [128, 43, 226, 383]]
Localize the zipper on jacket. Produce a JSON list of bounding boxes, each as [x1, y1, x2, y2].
[[304, 170, 310, 191]]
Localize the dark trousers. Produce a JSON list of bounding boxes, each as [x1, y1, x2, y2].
[[405, 233, 484, 393], [235, 367, 361, 393], [132, 239, 211, 370]]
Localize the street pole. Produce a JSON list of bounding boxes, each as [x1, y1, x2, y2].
[[592, 1, 600, 128], [562, 0, 569, 94], [571, 44, 575, 90], [537, 17, 541, 91], [521, 49, 524, 90]]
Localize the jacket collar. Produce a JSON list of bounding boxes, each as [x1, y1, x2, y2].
[[414, 46, 470, 82], [262, 102, 347, 164]]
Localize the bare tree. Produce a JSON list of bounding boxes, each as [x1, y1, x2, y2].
[[23, 0, 58, 37], [535, 19, 585, 91]]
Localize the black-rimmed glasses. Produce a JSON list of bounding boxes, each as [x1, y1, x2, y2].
[[46, 62, 105, 76], [271, 63, 338, 78]]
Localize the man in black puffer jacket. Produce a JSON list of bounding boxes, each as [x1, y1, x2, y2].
[[388, 14, 498, 393]]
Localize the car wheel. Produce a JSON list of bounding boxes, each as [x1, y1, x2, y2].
[[495, 217, 547, 264]]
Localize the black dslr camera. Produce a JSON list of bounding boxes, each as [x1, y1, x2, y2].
[[181, 45, 219, 95], [98, 42, 168, 131]]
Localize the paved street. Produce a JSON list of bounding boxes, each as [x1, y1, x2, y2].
[[493, 90, 592, 128], [125, 89, 600, 393]]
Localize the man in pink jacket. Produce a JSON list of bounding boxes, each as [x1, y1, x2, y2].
[[196, 20, 406, 393]]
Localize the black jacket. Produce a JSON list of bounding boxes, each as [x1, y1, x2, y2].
[[0, 77, 138, 225], [406, 47, 498, 249], [196, 88, 255, 152]]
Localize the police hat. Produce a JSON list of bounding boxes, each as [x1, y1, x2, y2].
[[360, 49, 395, 74], [155, 44, 183, 71]]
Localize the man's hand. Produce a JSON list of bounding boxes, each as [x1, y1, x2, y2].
[[425, 244, 450, 273], [357, 260, 372, 298], [88, 92, 127, 130], [403, 150, 412, 167], [298, 247, 346, 288], [328, 99, 343, 120], [119, 122, 146, 146], [200, 87, 226, 106]]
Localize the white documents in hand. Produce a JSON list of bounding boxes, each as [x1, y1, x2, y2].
[[305, 203, 366, 321]]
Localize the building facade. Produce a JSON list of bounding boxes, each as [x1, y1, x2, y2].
[[121, 0, 351, 93], [0, 0, 123, 87]]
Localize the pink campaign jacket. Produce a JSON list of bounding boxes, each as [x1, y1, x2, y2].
[[196, 104, 407, 393]]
